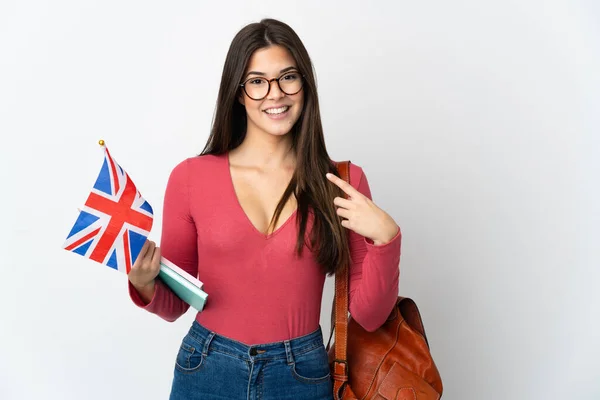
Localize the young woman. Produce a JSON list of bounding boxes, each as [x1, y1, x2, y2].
[[127, 18, 401, 400]]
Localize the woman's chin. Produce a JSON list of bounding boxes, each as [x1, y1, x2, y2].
[[261, 121, 298, 136]]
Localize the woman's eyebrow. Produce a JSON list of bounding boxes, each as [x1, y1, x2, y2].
[[245, 66, 298, 77]]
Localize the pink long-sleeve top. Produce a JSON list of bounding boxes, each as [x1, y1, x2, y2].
[[129, 153, 401, 345]]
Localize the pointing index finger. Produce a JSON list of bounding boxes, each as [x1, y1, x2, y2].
[[326, 172, 357, 197]]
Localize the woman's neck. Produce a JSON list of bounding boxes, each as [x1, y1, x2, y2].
[[230, 129, 296, 170]]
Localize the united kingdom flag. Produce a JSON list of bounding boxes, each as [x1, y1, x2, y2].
[[63, 142, 154, 274]]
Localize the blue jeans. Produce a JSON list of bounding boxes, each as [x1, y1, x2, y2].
[[169, 320, 334, 399]]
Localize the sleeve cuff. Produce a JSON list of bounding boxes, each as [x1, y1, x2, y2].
[[365, 226, 402, 252], [128, 280, 161, 310]]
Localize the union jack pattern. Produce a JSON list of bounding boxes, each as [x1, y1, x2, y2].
[[63, 144, 153, 274]]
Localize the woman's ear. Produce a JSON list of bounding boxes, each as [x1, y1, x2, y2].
[[238, 92, 245, 106]]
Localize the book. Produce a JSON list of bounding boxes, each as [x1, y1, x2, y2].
[[159, 257, 208, 311]]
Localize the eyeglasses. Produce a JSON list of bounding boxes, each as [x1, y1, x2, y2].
[[240, 71, 304, 100]]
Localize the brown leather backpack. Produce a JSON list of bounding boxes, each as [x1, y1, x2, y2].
[[326, 160, 443, 400]]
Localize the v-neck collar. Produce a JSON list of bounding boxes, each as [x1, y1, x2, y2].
[[224, 152, 298, 240]]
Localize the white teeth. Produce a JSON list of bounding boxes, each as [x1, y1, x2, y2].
[[264, 106, 289, 115]]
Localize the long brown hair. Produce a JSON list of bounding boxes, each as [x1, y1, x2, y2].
[[200, 18, 350, 275]]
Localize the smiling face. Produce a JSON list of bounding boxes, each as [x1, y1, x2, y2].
[[239, 45, 304, 138]]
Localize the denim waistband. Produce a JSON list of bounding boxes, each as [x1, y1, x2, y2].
[[187, 320, 326, 363]]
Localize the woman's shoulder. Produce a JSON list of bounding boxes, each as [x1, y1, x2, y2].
[[187, 152, 226, 169], [167, 153, 226, 181]]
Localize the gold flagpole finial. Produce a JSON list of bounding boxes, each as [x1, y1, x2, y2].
[[98, 139, 105, 146]]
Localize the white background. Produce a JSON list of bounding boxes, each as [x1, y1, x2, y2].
[[1, 1, 598, 399]]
